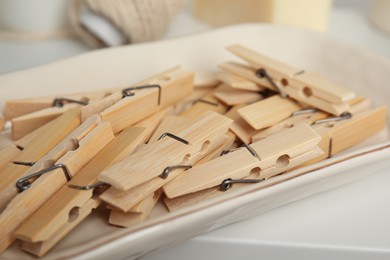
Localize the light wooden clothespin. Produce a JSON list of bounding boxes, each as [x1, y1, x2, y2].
[[224, 105, 261, 144], [213, 84, 263, 106], [104, 117, 190, 228], [99, 111, 232, 212], [223, 45, 356, 115], [0, 108, 82, 210], [98, 66, 194, 133], [238, 95, 303, 130], [163, 123, 322, 199], [217, 71, 263, 92], [306, 106, 387, 165], [11, 104, 80, 140], [0, 115, 114, 253], [5, 88, 118, 120], [13, 127, 146, 257], [99, 111, 232, 191]]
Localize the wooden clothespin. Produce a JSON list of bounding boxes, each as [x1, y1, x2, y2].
[[5, 88, 118, 120], [224, 45, 356, 115], [213, 84, 263, 106], [105, 116, 191, 227], [98, 66, 194, 133], [133, 108, 170, 143], [0, 114, 114, 253], [163, 123, 322, 199], [224, 105, 261, 144], [11, 103, 80, 140], [217, 71, 263, 92], [251, 96, 371, 143], [99, 111, 232, 191], [238, 95, 303, 130], [99, 111, 232, 212], [219, 61, 274, 90], [108, 189, 163, 228], [13, 127, 146, 257], [306, 106, 387, 165], [0, 108, 82, 210]]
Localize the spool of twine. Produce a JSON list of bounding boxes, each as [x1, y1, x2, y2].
[[69, 0, 184, 48]]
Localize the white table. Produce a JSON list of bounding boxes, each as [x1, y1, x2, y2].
[[1, 1, 389, 259]]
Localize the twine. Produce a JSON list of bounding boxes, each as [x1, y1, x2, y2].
[[69, 0, 184, 48]]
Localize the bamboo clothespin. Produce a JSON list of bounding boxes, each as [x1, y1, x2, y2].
[[11, 103, 80, 140], [105, 116, 191, 227], [0, 115, 114, 253], [306, 106, 387, 165], [224, 105, 261, 144], [219, 61, 274, 90], [108, 189, 163, 227], [164, 143, 321, 212], [133, 108, 170, 143], [14, 127, 146, 257], [99, 111, 232, 212], [217, 71, 263, 92], [0, 108, 82, 210], [251, 96, 371, 143], [163, 123, 322, 199], [99, 66, 194, 133], [238, 95, 303, 130], [224, 45, 356, 115], [4, 88, 117, 120], [105, 117, 190, 227], [99, 111, 232, 191], [213, 84, 263, 106]]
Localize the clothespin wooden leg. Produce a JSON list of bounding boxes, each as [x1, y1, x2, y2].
[[13, 127, 147, 256], [0, 108, 82, 212], [0, 116, 114, 253]]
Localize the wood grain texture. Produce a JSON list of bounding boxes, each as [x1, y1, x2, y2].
[[225, 105, 259, 144], [217, 72, 263, 92], [164, 147, 322, 212], [99, 112, 231, 211], [134, 109, 169, 143], [238, 95, 302, 130], [0, 114, 4, 131], [109, 190, 163, 227], [99, 111, 233, 191], [0, 144, 20, 172], [163, 123, 321, 198], [0, 116, 114, 254], [100, 67, 194, 133], [180, 92, 228, 119], [213, 84, 263, 106], [5, 88, 117, 120], [11, 104, 79, 140], [226, 45, 356, 115], [14, 127, 146, 256], [0, 108, 82, 211]]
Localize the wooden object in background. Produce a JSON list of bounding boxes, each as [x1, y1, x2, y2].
[[193, 0, 333, 32]]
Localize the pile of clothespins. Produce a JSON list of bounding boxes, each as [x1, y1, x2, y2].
[[0, 45, 387, 257]]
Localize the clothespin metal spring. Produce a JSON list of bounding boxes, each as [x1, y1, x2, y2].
[[256, 68, 287, 98], [122, 84, 162, 105], [16, 164, 72, 192], [52, 98, 88, 107]]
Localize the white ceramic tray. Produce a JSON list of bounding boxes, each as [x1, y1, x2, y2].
[[1, 24, 390, 260]]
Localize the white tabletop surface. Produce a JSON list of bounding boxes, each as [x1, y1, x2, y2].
[[1, 1, 390, 259]]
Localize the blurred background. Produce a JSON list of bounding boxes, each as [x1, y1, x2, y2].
[[0, 0, 389, 74]]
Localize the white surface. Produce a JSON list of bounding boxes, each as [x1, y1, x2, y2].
[[0, 2, 390, 260]]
